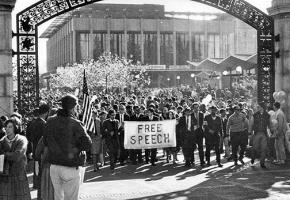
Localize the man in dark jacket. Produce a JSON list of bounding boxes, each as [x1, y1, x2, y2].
[[44, 94, 92, 200], [251, 103, 270, 168], [26, 104, 50, 191], [115, 105, 130, 165], [102, 109, 120, 170], [179, 107, 197, 167], [192, 102, 205, 166], [204, 106, 223, 167], [143, 108, 160, 166]]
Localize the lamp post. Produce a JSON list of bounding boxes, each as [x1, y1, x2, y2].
[[176, 76, 180, 87], [167, 77, 170, 87], [223, 70, 232, 91], [191, 73, 195, 87]]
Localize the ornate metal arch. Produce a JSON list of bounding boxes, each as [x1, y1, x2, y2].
[[16, 0, 275, 114]]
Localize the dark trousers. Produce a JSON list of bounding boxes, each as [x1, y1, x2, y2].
[[130, 149, 142, 164], [268, 137, 276, 160], [183, 147, 195, 165], [196, 136, 205, 164], [119, 146, 128, 164], [231, 131, 247, 162], [205, 142, 221, 164], [145, 148, 157, 164], [119, 135, 128, 164], [107, 141, 119, 169]]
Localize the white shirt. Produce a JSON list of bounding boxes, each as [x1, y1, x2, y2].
[[186, 115, 191, 131]]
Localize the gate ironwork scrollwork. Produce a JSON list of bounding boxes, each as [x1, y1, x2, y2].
[[16, 0, 275, 114]]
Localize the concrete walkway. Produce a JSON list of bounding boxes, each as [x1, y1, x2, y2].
[[30, 153, 290, 200]]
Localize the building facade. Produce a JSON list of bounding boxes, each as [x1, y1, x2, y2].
[[41, 3, 257, 88]]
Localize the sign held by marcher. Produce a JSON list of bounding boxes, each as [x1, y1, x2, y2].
[[124, 120, 176, 149]]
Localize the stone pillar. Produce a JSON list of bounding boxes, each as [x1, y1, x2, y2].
[[268, 0, 290, 119], [157, 18, 161, 65], [188, 15, 192, 61], [140, 17, 144, 64], [123, 10, 128, 59], [106, 10, 111, 53], [89, 15, 94, 59], [0, 1, 15, 117], [173, 18, 177, 66]]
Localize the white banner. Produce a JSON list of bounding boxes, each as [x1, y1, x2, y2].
[[0, 154, 4, 173], [124, 120, 176, 149]]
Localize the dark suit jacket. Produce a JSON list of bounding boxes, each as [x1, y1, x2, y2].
[[102, 119, 119, 146], [179, 114, 197, 148], [204, 114, 222, 143], [115, 113, 130, 132], [221, 117, 228, 138], [142, 115, 160, 122], [130, 114, 145, 121], [115, 113, 130, 146], [192, 112, 204, 138]]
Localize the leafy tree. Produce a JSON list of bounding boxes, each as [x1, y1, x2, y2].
[[49, 52, 150, 92]]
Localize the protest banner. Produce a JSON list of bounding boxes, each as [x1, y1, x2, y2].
[[0, 154, 4, 173], [124, 119, 176, 149]]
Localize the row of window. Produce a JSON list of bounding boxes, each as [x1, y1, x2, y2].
[[77, 32, 230, 65]]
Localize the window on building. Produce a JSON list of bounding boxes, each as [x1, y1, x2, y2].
[[110, 33, 125, 58], [160, 33, 173, 66], [176, 32, 189, 65], [127, 32, 142, 64], [208, 34, 221, 58], [144, 32, 157, 65], [93, 32, 106, 59], [77, 33, 89, 61], [192, 34, 205, 61]]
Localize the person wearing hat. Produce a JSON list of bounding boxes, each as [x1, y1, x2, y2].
[[250, 103, 271, 168], [26, 103, 50, 192], [226, 105, 248, 166], [44, 94, 92, 200], [204, 106, 223, 167]]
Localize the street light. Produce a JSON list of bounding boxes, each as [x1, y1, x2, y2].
[[236, 66, 242, 73], [176, 76, 180, 87], [191, 73, 195, 87], [167, 78, 170, 87]]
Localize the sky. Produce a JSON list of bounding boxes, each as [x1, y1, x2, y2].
[[11, 0, 273, 74]]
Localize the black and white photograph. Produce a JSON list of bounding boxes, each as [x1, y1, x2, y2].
[[0, 0, 290, 199]]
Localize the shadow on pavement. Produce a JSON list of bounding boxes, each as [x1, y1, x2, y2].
[[83, 155, 290, 200]]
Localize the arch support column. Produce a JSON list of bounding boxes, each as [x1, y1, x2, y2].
[[269, 0, 290, 119], [0, 0, 16, 116]]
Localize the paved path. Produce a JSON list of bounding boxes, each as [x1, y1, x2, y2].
[[30, 152, 290, 200]]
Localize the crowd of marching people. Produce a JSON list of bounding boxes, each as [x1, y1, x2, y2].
[[0, 86, 289, 200]]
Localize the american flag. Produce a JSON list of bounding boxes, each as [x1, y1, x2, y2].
[[82, 70, 95, 132]]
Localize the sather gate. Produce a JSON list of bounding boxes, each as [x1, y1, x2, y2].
[[15, 0, 275, 114]]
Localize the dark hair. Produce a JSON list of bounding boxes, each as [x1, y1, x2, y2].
[[148, 108, 155, 113], [4, 118, 20, 134], [39, 104, 50, 115], [220, 109, 226, 114], [108, 109, 115, 116], [0, 115, 8, 122], [274, 102, 281, 109]]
